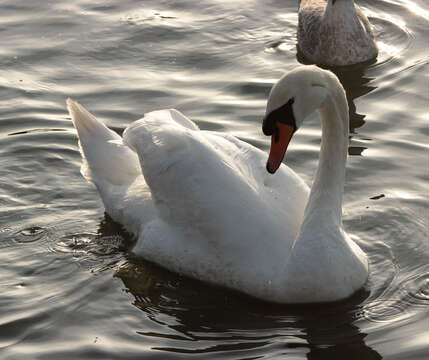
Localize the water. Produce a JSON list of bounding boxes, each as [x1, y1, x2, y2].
[[0, 0, 428, 358]]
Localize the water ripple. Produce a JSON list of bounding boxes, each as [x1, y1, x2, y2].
[[0, 0, 429, 359], [362, 299, 413, 323], [15, 226, 46, 243], [402, 271, 429, 305], [371, 16, 414, 66]]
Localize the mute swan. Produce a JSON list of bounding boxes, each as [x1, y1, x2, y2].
[[67, 65, 368, 303], [297, 0, 378, 66]]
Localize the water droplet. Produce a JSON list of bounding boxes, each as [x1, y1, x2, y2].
[[15, 226, 46, 243], [20, 226, 44, 236]]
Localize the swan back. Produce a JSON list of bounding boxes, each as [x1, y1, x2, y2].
[[123, 110, 307, 244]]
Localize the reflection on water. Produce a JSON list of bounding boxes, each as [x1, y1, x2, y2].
[[1, 0, 429, 359], [335, 65, 377, 158], [303, 320, 382, 360], [331, 65, 376, 133], [117, 259, 381, 359], [111, 212, 381, 359]]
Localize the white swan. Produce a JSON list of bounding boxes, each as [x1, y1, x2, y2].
[[297, 0, 378, 66], [67, 65, 368, 303]]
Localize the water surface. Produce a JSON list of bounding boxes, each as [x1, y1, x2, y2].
[[1, 0, 429, 359]]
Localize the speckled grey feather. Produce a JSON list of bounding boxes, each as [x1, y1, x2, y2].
[[297, 0, 378, 66]]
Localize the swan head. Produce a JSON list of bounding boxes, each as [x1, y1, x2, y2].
[[262, 65, 331, 174]]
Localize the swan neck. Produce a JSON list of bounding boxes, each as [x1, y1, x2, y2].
[[302, 92, 349, 226]]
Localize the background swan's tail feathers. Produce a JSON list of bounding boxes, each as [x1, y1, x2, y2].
[[67, 99, 140, 186]]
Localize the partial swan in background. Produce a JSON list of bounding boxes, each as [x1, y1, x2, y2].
[[297, 0, 378, 66], [67, 65, 368, 303]]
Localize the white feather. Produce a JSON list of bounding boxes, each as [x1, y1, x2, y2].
[[68, 66, 368, 303]]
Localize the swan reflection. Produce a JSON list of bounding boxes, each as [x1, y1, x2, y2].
[[113, 252, 381, 359], [98, 213, 380, 360]]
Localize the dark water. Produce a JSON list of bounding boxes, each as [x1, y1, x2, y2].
[[1, 0, 428, 358]]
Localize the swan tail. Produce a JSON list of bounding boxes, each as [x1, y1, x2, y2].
[[67, 99, 140, 186]]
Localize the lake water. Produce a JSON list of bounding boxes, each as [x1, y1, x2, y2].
[[1, 0, 428, 358]]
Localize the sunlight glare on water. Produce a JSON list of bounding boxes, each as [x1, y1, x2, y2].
[[0, 0, 428, 359]]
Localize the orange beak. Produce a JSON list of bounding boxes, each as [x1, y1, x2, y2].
[[266, 123, 295, 174]]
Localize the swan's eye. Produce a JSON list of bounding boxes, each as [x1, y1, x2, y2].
[[262, 97, 296, 136], [276, 98, 296, 128]]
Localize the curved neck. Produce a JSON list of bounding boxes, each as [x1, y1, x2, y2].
[[301, 91, 349, 228], [280, 81, 368, 303]]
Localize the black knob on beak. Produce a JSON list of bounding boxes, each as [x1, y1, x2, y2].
[[262, 114, 276, 136]]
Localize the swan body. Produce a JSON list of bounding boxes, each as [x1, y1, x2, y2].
[[297, 0, 378, 66], [68, 65, 368, 303]]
